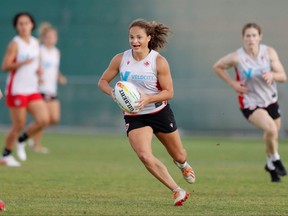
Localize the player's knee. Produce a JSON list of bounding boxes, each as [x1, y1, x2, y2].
[[49, 116, 60, 125], [137, 152, 153, 165], [265, 126, 278, 138], [12, 122, 25, 133], [37, 116, 50, 128]]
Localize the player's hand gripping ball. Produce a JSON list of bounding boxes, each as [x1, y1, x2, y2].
[[114, 81, 140, 114]]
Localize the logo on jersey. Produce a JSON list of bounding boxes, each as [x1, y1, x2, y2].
[[243, 68, 252, 79], [120, 71, 156, 81], [144, 61, 150, 67], [127, 61, 130, 65], [120, 71, 131, 81]]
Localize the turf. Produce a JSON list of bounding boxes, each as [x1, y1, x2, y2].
[[0, 132, 288, 215]]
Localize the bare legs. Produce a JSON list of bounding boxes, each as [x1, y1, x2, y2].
[[128, 126, 188, 190]]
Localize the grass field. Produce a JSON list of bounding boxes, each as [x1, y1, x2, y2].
[[0, 132, 288, 216]]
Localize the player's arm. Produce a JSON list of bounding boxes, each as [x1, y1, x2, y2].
[[0, 89, 2, 99], [98, 53, 123, 97], [138, 55, 173, 109], [58, 71, 67, 85], [262, 47, 287, 85], [213, 52, 249, 95], [53, 49, 67, 85], [2, 41, 32, 72]]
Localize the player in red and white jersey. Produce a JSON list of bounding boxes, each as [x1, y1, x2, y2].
[[213, 23, 287, 182], [98, 19, 195, 206], [0, 12, 49, 167], [119, 49, 167, 115], [27, 22, 67, 153]]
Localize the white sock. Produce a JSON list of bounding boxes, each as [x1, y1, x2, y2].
[[270, 152, 280, 161], [266, 156, 275, 170], [176, 161, 187, 169], [172, 186, 181, 192]]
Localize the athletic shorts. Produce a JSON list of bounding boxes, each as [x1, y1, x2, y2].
[[41, 93, 58, 102], [241, 102, 280, 120], [124, 104, 178, 135], [6, 93, 43, 108]]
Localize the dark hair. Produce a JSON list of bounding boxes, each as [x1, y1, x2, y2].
[[13, 12, 36, 31], [242, 23, 262, 36], [129, 19, 171, 50]]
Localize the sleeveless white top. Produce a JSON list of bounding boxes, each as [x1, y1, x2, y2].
[[39, 45, 60, 96], [234, 44, 277, 109], [119, 49, 167, 115], [5, 36, 40, 95]]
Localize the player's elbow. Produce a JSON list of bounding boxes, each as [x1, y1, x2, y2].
[[213, 63, 221, 74], [97, 79, 105, 90], [1, 62, 8, 72], [168, 90, 174, 99], [281, 75, 287, 83]]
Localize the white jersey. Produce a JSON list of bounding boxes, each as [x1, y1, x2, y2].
[[39, 45, 60, 96], [119, 49, 167, 115], [235, 44, 277, 109], [5, 36, 40, 95]]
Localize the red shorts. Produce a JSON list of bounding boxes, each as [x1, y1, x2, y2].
[[6, 93, 43, 108]]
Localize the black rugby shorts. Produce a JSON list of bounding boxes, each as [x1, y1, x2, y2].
[[124, 104, 178, 135], [241, 102, 280, 120]]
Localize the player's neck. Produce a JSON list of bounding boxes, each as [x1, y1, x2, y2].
[[244, 45, 259, 57], [44, 44, 54, 49], [132, 49, 150, 61], [19, 34, 31, 43]]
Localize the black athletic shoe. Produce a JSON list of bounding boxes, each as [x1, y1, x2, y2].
[[272, 160, 287, 176], [265, 165, 281, 183]]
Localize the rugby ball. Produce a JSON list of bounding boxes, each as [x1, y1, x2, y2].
[[114, 81, 140, 114]]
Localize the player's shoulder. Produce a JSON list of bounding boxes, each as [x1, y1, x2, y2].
[[113, 52, 124, 62], [226, 50, 239, 64], [155, 52, 168, 64], [264, 45, 276, 54], [6, 38, 19, 52]]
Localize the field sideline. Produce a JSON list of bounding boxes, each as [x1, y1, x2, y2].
[[0, 132, 288, 215]]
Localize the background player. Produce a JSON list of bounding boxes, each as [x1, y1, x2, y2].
[[213, 23, 287, 182], [28, 22, 67, 153], [0, 12, 49, 166]]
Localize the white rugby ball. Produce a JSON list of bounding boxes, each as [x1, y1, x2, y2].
[[114, 81, 140, 114]]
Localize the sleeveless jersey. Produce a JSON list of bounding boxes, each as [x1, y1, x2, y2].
[[119, 49, 167, 115], [234, 44, 277, 109], [5, 36, 40, 96], [39, 45, 60, 96]]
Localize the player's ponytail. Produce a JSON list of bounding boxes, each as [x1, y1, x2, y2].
[[148, 21, 171, 51]]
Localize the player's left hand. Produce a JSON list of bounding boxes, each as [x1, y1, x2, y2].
[[136, 91, 149, 110], [262, 71, 274, 86]]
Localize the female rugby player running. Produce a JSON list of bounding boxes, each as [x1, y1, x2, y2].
[[0, 12, 49, 166], [213, 23, 287, 182], [98, 19, 196, 206]]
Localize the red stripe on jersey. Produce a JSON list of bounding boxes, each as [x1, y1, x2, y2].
[[156, 81, 162, 90], [6, 57, 17, 96], [234, 67, 244, 109]]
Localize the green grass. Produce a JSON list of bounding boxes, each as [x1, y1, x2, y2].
[[0, 132, 288, 215]]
